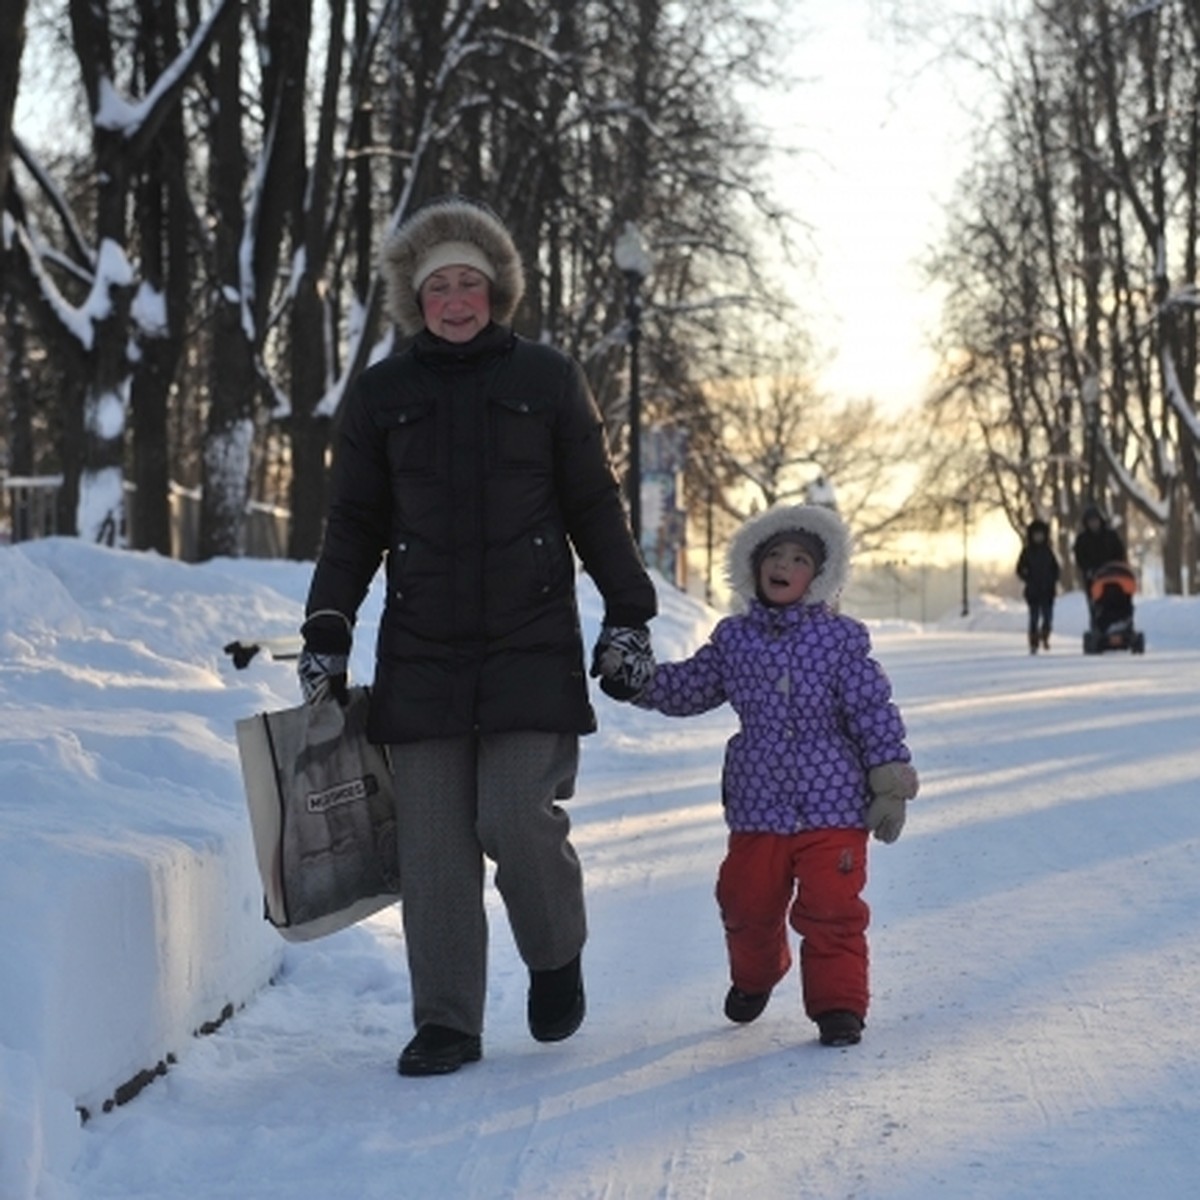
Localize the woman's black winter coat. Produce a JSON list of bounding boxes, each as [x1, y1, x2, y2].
[[305, 324, 657, 744], [1016, 541, 1060, 603], [1072, 525, 1126, 582]]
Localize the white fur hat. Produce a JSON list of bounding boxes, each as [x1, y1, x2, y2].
[[381, 198, 525, 337], [726, 504, 852, 608]]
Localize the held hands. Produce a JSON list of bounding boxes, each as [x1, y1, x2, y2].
[[865, 761, 920, 844], [589, 624, 655, 701], [297, 610, 353, 705]]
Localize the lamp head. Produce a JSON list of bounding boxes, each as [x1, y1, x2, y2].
[[614, 221, 652, 279]]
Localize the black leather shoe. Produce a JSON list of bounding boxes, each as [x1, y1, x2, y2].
[[397, 1024, 482, 1076], [816, 1009, 864, 1046], [528, 954, 586, 1043], [724, 986, 771, 1024]]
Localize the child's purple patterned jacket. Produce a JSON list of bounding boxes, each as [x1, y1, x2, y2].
[[634, 600, 910, 833], [633, 503, 912, 834]]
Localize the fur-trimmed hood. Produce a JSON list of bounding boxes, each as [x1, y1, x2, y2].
[[726, 504, 852, 608], [381, 199, 525, 337]]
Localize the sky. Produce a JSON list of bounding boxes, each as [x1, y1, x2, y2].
[[760, 1, 977, 413], [3, 538, 1199, 1199]]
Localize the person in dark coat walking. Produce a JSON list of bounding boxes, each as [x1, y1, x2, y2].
[[595, 504, 918, 1048], [1072, 504, 1126, 585], [1016, 518, 1060, 653], [298, 198, 657, 1076]]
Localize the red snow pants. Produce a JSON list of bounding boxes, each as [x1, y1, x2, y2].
[[716, 828, 870, 1020]]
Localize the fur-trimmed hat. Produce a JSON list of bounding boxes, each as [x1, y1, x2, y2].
[[726, 504, 851, 609], [381, 198, 525, 337]]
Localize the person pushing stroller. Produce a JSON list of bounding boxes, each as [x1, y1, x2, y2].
[[1072, 504, 1126, 587], [1072, 505, 1144, 654]]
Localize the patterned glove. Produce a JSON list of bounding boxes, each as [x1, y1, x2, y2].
[[865, 761, 919, 844], [297, 610, 352, 705], [589, 624, 655, 701]]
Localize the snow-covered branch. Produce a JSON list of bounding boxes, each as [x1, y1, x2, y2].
[[95, 0, 238, 159], [1160, 344, 1200, 444]]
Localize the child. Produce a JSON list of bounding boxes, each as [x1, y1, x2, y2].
[[594, 504, 917, 1046], [1016, 518, 1060, 653]]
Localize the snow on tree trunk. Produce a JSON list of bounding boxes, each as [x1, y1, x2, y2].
[[77, 240, 135, 545], [78, 465, 126, 547], [201, 420, 255, 558]]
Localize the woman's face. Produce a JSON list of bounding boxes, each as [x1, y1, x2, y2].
[[420, 265, 492, 342], [757, 541, 818, 606]]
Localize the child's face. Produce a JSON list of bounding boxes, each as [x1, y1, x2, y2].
[[758, 541, 818, 605]]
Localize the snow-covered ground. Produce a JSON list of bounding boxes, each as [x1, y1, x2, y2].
[[2, 538, 1198, 1200]]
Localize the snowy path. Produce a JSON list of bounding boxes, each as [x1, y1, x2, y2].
[[62, 630, 1200, 1200]]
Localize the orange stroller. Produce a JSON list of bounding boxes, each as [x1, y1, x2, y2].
[[1082, 562, 1145, 654]]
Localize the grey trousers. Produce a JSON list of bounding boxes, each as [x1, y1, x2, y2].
[[389, 730, 586, 1035]]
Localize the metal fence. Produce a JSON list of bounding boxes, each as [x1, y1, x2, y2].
[[2, 475, 292, 560]]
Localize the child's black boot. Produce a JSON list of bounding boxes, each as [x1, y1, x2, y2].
[[724, 986, 771, 1023], [816, 1009, 863, 1046]]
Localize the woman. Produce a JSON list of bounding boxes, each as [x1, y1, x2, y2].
[[1016, 518, 1060, 653], [298, 198, 656, 1076]]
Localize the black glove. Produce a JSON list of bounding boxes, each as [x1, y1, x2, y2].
[[297, 610, 352, 705], [589, 624, 654, 701]]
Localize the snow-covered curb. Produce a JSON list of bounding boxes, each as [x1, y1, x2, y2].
[[0, 540, 298, 1200], [0, 817, 282, 1197]]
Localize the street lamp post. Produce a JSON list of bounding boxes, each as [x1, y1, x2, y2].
[[614, 221, 652, 547], [959, 495, 970, 617], [1082, 375, 1100, 503]]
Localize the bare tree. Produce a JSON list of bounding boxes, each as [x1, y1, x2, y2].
[[127, 0, 193, 555], [0, 0, 32, 490], [5, 0, 236, 543], [708, 333, 922, 554], [5, 0, 817, 568], [0, 0, 27, 204], [924, 0, 1200, 591]]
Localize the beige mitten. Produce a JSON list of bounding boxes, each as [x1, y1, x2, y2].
[[866, 762, 920, 844]]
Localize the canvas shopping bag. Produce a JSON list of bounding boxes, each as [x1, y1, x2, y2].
[[235, 686, 400, 942]]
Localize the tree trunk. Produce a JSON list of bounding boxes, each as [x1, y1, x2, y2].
[[78, 180, 135, 545], [0, 0, 27, 203], [129, 0, 189, 556], [286, 278, 332, 560], [200, 0, 255, 560], [3, 291, 34, 475]]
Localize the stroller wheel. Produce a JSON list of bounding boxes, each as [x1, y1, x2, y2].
[[1131, 632, 1146, 655], [1082, 631, 1100, 655]]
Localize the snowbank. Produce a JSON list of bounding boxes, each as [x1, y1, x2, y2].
[[0, 541, 296, 1197]]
